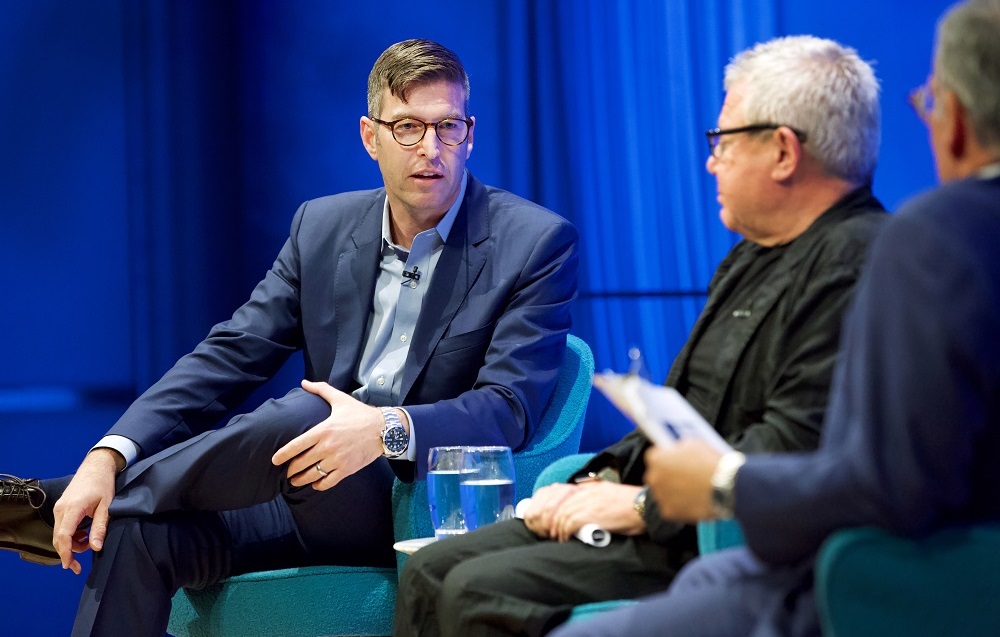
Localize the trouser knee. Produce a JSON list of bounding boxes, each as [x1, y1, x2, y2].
[[226, 387, 332, 444], [436, 558, 498, 635], [394, 541, 470, 637], [109, 512, 233, 593]]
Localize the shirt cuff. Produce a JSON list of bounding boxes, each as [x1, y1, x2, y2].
[[92, 435, 141, 468], [399, 407, 417, 462]]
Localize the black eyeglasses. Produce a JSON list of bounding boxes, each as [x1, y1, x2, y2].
[[371, 117, 473, 146], [705, 124, 808, 158]]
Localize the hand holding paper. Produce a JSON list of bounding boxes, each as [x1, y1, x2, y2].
[[643, 441, 722, 522]]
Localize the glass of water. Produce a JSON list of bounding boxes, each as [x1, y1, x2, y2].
[[459, 446, 516, 531], [427, 446, 467, 539]]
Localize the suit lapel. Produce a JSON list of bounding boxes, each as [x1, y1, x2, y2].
[[328, 194, 384, 385], [707, 192, 879, 397], [399, 176, 490, 401], [700, 253, 792, 423], [665, 242, 797, 426], [665, 243, 753, 387]]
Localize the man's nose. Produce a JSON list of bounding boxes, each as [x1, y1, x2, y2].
[[705, 153, 718, 174], [417, 126, 441, 159]]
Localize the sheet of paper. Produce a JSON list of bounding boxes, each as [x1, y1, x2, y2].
[[593, 372, 732, 453]]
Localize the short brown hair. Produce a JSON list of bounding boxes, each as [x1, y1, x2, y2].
[[367, 39, 470, 118]]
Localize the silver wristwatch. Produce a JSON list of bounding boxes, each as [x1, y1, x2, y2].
[[379, 407, 408, 458], [710, 451, 746, 519]]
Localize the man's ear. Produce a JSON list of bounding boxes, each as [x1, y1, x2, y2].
[[465, 116, 475, 159], [360, 117, 379, 160], [942, 90, 968, 160], [771, 126, 802, 181]]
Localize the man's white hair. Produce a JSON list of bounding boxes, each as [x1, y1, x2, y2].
[[725, 35, 881, 184]]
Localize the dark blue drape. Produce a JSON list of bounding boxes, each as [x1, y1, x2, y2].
[[0, 0, 944, 432], [0, 1, 949, 633]]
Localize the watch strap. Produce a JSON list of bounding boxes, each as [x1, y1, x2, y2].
[[710, 451, 746, 519], [379, 407, 407, 458], [633, 486, 649, 519]]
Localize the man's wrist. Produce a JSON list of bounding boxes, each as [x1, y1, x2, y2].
[[633, 486, 649, 519], [710, 451, 746, 519], [87, 447, 126, 473]]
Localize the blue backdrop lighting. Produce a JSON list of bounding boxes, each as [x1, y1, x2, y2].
[[0, 1, 951, 634]]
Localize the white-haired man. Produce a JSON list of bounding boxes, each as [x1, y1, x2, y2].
[[552, 1, 1000, 635], [396, 35, 888, 637]]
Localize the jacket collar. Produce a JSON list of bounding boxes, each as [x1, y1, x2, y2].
[[664, 186, 883, 419]]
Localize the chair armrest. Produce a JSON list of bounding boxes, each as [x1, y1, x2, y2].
[[532, 453, 596, 493]]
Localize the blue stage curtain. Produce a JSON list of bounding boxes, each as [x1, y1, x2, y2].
[[495, 0, 777, 449], [112, 1, 779, 448]]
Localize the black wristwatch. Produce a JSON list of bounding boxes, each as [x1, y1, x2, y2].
[[380, 407, 408, 458]]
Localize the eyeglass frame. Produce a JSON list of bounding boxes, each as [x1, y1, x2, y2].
[[705, 123, 808, 158], [909, 77, 936, 124], [370, 116, 474, 147]]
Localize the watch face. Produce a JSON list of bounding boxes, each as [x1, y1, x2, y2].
[[383, 426, 408, 454]]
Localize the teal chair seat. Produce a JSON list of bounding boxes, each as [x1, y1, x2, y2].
[[167, 334, 594, 637], [816, 524, 1000, 637]]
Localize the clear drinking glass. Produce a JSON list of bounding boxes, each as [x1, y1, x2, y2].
[[459, 446, 516, 531], [427, 446, 467, 539]]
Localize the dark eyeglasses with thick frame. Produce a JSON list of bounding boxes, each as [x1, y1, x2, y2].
[[705, 123, 808, 158], [371, 116, 474, 147]]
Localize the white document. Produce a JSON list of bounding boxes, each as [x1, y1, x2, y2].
[[592, 372, 732, 453]]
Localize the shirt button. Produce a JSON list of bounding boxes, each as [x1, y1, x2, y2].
[[409, 281, 417, 288], [400, 334, 408, 343], [377, 376, 385, 386]]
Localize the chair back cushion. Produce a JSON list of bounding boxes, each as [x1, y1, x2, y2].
[[817, 525, 1000, 637]]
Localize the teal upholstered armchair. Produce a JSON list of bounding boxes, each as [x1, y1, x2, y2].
[[167, 334, 595, 637], [816, 524, 1000, 637]]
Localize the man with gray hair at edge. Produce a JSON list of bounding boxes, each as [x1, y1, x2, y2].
[[552, 1, 1000, 635], [396, 35, 887, 637]]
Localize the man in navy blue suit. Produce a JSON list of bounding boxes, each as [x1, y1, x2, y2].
[[0, 39, 577, 636], [551, 1, 1000, 635]]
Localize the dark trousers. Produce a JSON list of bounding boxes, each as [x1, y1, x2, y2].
[[71, 388, 396, 637], [546, 548, 820, 637], [395, 517, 695, 637]]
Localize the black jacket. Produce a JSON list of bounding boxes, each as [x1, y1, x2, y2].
[[577, 186, 888, 544]]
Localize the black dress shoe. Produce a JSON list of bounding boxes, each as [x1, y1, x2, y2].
[[0, 474, 59, 566]]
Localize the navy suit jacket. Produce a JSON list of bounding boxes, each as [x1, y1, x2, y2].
[[729, 175, 1000, 634], [107, 173, 579, 479]]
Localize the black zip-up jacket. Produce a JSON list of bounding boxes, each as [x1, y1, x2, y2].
[[577, 186, 888, 545]]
